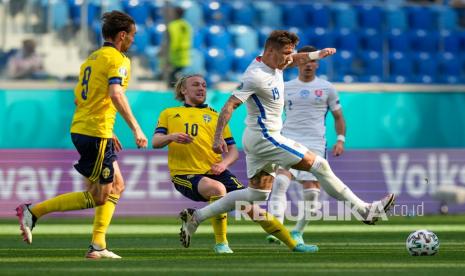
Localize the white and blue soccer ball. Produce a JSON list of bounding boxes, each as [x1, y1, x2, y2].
[[406, 229, 440, 256]]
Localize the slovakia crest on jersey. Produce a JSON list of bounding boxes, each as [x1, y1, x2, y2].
[[203, 114, 212, 123], [300, 90, 310, 98], [314, 89, 323, 97]]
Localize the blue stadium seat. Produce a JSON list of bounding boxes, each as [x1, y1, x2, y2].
[[305, 28, 334, 50], [148, 1, 163, 23], [91, 20, 102, 45], [148, 23, 166, 46], [357, 5, 383, 30], [438, 6, 459, 30], [132, 25, 149, 54], [284, 67, 298, 82], [281, 3, 309, 28], [407, 6, 435, 30], [253, 1, 283, 28], [123, 0, 149, 25], [316, 59, 329, 76], [332, 3, 357, 29], [389, 51, 413, 78], [50, 0, 70, 30], [438, 52, 461, 83], [288, 27, 309, 46], [334, 74, 358, 84], [414, 52, 437, 76], [385, 5, 407, 30], [228, 25, 258, 54], [333, 50, 354, 77], [68, 0, 100, 26], [360, 29, 383, 52], [202, 1, 232, 25], [184, 48, 206, 75], [204, 48, 232, 77], [334, 28, 359, 52], [258, 26, 272, 48], [100, 0, 123, 13], [232, 48, 253, 73], [204, 25, 232, 50], [231, 1, 255, 26], [143, 46, 160, 77], [192, 27, 206, 49], [388, 29, 410, 52], [441, 30, 461, 53], [181, 1, 203, 28], [360, 51, 384, 78], [410, 30, 439, 52], [308, 3, 330, 28]]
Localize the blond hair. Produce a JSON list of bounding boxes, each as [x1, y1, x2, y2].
[[174, 74, 204, 102]]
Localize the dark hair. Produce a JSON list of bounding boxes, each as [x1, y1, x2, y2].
[[174, 7, 184, 18], [298, 45, 318, 53], [264, 30, 299, 51], [101, 11, 135, 40]]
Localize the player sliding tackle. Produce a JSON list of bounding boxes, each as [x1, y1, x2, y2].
[[179, 30, 395, 253]]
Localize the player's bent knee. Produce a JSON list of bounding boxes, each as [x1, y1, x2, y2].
[[247, 187, 271, 202]]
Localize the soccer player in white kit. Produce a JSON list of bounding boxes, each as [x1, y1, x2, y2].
[[179, 30, 395, 252], [266, 45, 347, 245]]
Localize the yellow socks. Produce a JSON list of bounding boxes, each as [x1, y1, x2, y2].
[[210, 195, 228, 244], [91, 194, 119, 249], [30, 191, 95, 218], [255, 211, 297, 250]]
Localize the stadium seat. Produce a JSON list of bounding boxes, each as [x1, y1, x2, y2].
[[253, 1, 283, 28], [202, 1, 232, 25], [389, 51, 413, 78], [357, 5, 383, 31], [360, 29, 383, 52], [334, 28, 359, 52], [132, 25, 149, 54], [360, 51, 384, 78], [316, 59, 329, 76], [414, 52, 437, 77], [406, 6, 435, 30], [305, 28, 334, 50], [204, 48, 232, 78], [308, 3, 330, 28], [123, 0, 149, 25], [288, 27, 309, 46], [332, 3, 357, 29], [410, 30, 439, 53], [228, 25, 259, 54], [181, 0, 203, 28], [204, 25, 232, 50], [148, 1, 163, 23], [433, 5, 459, 30], [281, 3, 309, 28], [184, 48, 206, 75], [100, 0, 123, 13], [231, 1, 256, 26], [143, 46, 160, 78], [385, 5, 407, 30], [441, 30, 461, 53], [148, 23, 166, 46], [68, 0, 100, 26], [50, 0, 70, 30], [284, 67, 298, 82], [333, 50, 354, 77], [388, 29, 410, 52], [258, 26, 272, 48], [438, 52, 461, 82], [232, 48, 253, 73]]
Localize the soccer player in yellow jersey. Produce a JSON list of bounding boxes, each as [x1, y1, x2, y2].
[[15, 11, 148, 259], [152, 74, 243, 253]]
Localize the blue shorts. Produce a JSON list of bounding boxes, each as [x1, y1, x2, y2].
[[172, 170, 245, 202], [71, 133, 117, 184]]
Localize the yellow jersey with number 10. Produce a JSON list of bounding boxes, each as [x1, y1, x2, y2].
[[71, 43, 131, 138]]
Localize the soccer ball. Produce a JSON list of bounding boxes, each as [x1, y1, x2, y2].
[[406, 229, 439, 256]]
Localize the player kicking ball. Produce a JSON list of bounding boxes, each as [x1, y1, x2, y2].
[[179, 30, 395, 253]]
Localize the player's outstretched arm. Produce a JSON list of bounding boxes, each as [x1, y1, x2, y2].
[[109, 84, 148, 148], [289, 48, 337, 67], [332, 109, 346, 157], [213, 95, 242, 154]]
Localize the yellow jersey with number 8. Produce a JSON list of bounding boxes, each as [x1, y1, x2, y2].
[[71, 43, 131, 138]]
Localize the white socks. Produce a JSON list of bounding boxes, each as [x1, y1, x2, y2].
[[310, 155, 368, 211], [195, 187, 271, 222], [268, 174, 291, 223], [293, 188, 320, 233]]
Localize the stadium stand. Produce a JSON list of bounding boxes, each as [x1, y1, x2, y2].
[[0, 0, 464, 84]]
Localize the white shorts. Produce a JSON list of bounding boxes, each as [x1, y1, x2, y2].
[[242, 128, 308, 178], [288, 146, 326, 181]]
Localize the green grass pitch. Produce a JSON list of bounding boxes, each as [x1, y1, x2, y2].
[[1, 215, 464, 275]]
